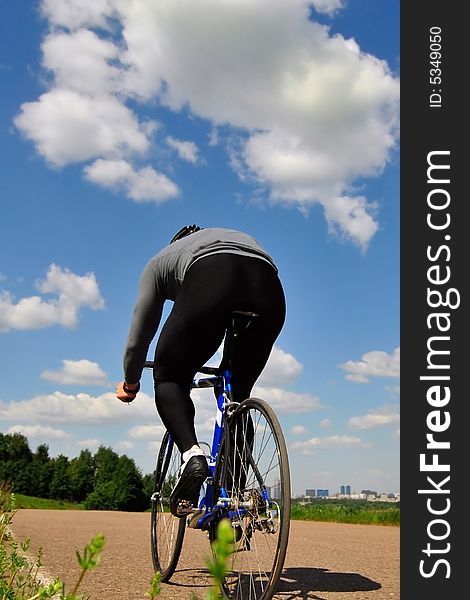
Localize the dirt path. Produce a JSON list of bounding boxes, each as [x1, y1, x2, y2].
[[11, 510, 399, 600]]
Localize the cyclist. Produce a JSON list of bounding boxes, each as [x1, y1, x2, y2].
[[116, 226, 286, 516]]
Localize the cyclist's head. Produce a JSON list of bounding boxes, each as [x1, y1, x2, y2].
[[170, 224, 202, 244]]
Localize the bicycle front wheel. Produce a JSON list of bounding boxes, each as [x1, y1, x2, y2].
[[211, 397, 291, 600], [150, 431, 185, 582]]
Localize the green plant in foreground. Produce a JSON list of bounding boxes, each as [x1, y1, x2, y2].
[[204, 519, 235, 600], [1, 483, 105, 600], [148, 519, 235, 600], [145, 571, 161, 600], [2, 482, 234, 600]]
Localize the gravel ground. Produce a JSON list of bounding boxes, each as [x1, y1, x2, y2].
[[11, 509, 400, 600]]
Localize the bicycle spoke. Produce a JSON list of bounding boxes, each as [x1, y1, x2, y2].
[[150, 432, 185, 582], [211, 398, 290, 600]]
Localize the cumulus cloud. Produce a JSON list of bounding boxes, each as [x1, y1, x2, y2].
[[252, 385, 323, 414], [41, 359, 109, 386], [0, 264, 104, 332], [338, 347, 400, 383], [116, 440, 134, 451], [348, 404, 400, 431], [165, 137, 201, 164], [84, 159, 179, 202], [0, 390, 155, 425], [292, 434, 371, 454], [128, 424, 166, 440], [77, 438, 100, 450], [291, 425, 308, 435], [15, 89, 149, 167], [258, 347, 303, 387], [310, 0, 345, 16], [14, 0, 398, 247], [7, 424, 70, 439]]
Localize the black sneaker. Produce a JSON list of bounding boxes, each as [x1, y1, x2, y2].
[[170, 455, 210, 517]]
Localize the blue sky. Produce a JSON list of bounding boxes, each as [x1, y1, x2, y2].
[[0, 0, 399, 497]]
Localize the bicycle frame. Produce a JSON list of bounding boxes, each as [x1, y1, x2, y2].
[[145, 310, 268, 529], [188, 367, 235, 529]]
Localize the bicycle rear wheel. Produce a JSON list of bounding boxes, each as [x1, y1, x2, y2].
[[150, 431, 185, 581], [210, 397, 291, 600]]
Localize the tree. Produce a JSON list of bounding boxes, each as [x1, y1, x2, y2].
[[50, 454, 71, 500], [93, 446, 119, 487], [30, 444, 53, 498], [84, 481, 116, 510], [68, 449, 95, 502], [0, 433, 34, 494], [84, 455, 148, 511], [142, 472, 154, 500], [113, 455, 148, 511]]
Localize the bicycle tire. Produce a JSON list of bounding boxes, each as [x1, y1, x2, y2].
[[150, 430, 186, 581], [210, 397, 291, 600]]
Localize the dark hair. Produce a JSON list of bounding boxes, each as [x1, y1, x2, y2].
[[170, 224, 202, 243]]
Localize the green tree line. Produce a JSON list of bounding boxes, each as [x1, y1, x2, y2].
[[0, 432, 154, 511]]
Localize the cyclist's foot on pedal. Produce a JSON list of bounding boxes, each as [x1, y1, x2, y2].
[[170, 453, 209, 517]]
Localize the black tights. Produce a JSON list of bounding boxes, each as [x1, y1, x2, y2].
[[153, 254, 285, 453]]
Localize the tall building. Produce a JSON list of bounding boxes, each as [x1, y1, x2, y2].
[[346, 485, 351, 495], [270, 479, 282, 499], [316, 489, 329, 497], [340, 485, 345, 495]]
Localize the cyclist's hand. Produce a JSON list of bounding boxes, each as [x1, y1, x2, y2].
[[116, 381, 140, 403]]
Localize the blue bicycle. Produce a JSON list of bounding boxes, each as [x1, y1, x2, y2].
[[146, 311, 291, 600]]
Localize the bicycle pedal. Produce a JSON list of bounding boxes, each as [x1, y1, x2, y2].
[[176, 499, 194, 516]]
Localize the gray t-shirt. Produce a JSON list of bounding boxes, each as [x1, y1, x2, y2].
[[123, 228, 276, 382]]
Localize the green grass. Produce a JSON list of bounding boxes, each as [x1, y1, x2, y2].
[[291, 501, 400, 526], [13, 494, 399, 525], [13, 494, 85, 510]]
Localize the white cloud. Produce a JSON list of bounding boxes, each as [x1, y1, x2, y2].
[[76, 438, 100, 450], [0, 264, 104, 332], [348, 405, 400, 431], [42, 29, 122, 96], [165, 137, 201, 164], [252, 385, 323, 414], [117, 440, 134, 451], [0, 390, 155, 425], [15, 0, 399, 247], [128, 424, 166, 440], [15, 89, 149, 167], [310, 0, 345, 16], [319, 418, 332, 429], [7, 424, 70, 439], [291, 425, 308, 435], [258, 347, 303, 386], [338, 347, 400, 383], [41, 359, 109, 386], [41, 0, 115, 30], [84, 159, 179, 202], [292, 434, 371, 454]]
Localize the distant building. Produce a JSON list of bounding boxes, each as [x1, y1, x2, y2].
[[339, 485, 352, 495], [346, 485, 351, 495], [316, 489, 329, 497], [270, 479, 282, 499], [305, 489, 316, 497], [340, 485, 345, 495]]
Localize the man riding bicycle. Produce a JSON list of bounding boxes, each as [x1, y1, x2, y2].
[[116, 226, 285, 516]]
